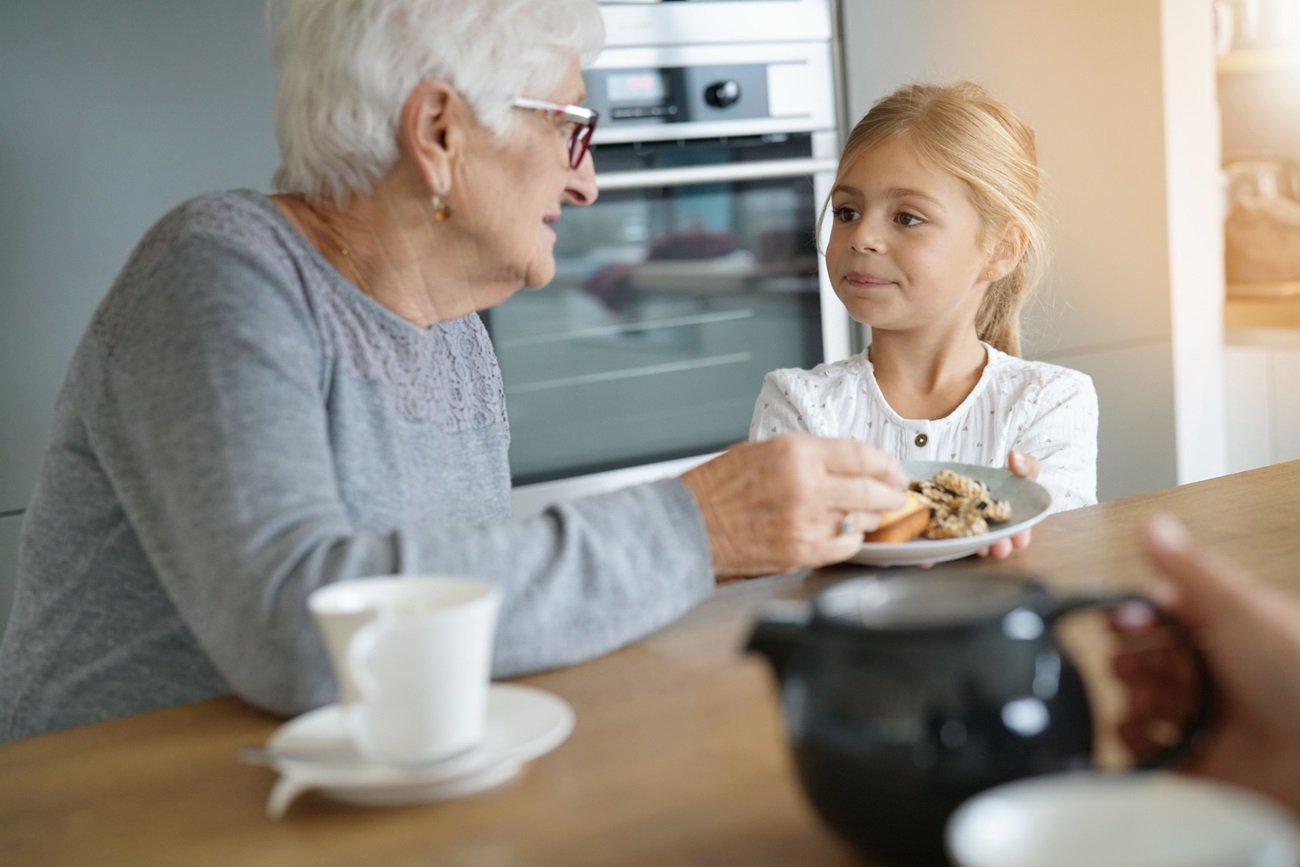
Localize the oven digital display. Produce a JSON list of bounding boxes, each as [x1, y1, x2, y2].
[[605, 71, 668, 103]]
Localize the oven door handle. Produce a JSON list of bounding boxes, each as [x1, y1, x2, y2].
[[596, 158, 838, 192]]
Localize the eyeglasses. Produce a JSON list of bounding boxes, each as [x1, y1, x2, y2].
[[512, 96, 600, 170]]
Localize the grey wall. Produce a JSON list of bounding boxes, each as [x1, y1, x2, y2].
[[0, 1, 278, 634]]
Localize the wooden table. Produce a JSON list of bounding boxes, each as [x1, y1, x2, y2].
[[4, 462, 1300, 866]]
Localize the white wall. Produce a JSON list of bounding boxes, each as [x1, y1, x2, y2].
[[838, 0, 1225, 499]]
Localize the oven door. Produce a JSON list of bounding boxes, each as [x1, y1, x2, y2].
[[488, 133, 848, 512]]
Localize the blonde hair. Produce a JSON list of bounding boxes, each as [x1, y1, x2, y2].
[[832, 81, 1046, 356]]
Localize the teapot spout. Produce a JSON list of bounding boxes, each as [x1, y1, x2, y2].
[[744, 599, 813, 680]]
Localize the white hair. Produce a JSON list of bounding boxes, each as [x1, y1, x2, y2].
[[267, 0, 605, 203]]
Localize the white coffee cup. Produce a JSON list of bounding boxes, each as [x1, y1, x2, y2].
[[308, 575, 501, 765], [946, 771, 1299, 867]]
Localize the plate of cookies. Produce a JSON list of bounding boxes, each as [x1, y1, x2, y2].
[[848, 460, 1052, 567]]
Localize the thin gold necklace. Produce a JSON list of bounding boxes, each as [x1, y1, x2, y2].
[[300, 197, 373, 298]]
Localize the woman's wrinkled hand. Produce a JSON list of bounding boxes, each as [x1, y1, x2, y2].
[[680, 434, 908, 579], [976, 449, 1038, 559]]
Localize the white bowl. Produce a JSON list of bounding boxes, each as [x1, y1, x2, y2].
[[946, 771, 1299, 867]]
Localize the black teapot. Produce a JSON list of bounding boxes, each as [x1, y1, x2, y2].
[[746, 572, 1210, 867]]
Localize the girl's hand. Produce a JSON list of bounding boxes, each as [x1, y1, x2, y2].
[[977, 449, 1039, 559]]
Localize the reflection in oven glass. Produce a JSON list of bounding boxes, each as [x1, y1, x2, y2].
[[489, 175, 823, 484]]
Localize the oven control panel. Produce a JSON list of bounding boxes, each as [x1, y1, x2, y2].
[[587, 63, 770, 124], [584, 43, 835, 145]]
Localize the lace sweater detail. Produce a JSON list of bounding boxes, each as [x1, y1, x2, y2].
[[322, 288, 507, 429]]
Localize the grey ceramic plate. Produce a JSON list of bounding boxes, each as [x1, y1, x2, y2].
[[848, 460, 1052, 568]]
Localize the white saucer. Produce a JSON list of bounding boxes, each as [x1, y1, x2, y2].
[[850, 461, 1052, 567], [946, 771, 1300, 867], [261, 683, 573, 818]]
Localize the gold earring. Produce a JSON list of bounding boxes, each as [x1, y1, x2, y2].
[[431, 193, 452, 222]]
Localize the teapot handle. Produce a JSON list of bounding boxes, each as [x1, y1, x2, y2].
[[744, 599, 814, 681], [1046, 592, 1213, 770]]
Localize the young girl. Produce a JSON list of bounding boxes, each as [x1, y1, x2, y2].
[[751, 81, 1098, 550]]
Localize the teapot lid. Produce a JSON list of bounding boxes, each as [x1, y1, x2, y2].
[[814, 573, 1044, 631]]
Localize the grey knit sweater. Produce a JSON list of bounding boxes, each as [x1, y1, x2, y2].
[[0, 190, 714, 740]]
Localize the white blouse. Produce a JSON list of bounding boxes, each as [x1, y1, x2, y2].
[[750, 344, 1099, 513]]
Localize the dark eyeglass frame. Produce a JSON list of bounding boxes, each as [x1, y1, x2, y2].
[[512, 96, 600, 170]]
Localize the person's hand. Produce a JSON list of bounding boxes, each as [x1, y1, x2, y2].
[[976, 449, 1038, 559], [680, 434, 908, 579], [1112, 513, 1300, 814]]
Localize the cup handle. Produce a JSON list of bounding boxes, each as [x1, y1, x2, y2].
[[1047, 592, 1214, 770], [346, 620, 386, 703]]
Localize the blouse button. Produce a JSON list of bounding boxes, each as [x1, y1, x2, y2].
[[914, 433, 929, 447]]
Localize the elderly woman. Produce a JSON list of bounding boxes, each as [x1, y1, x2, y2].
[[0, 0, 906, 741]]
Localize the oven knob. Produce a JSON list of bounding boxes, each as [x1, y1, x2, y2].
[[704, 80, 741, 108]]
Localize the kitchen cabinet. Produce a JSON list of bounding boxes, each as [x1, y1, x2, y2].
[[1217, 26, 1300, 475], [1224, 325, 1300, 473], [1217, 50, 1300, 304]]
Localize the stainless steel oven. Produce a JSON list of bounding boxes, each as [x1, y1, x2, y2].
[[596, 0, 832, 48], [496, 2, 847, 515]]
